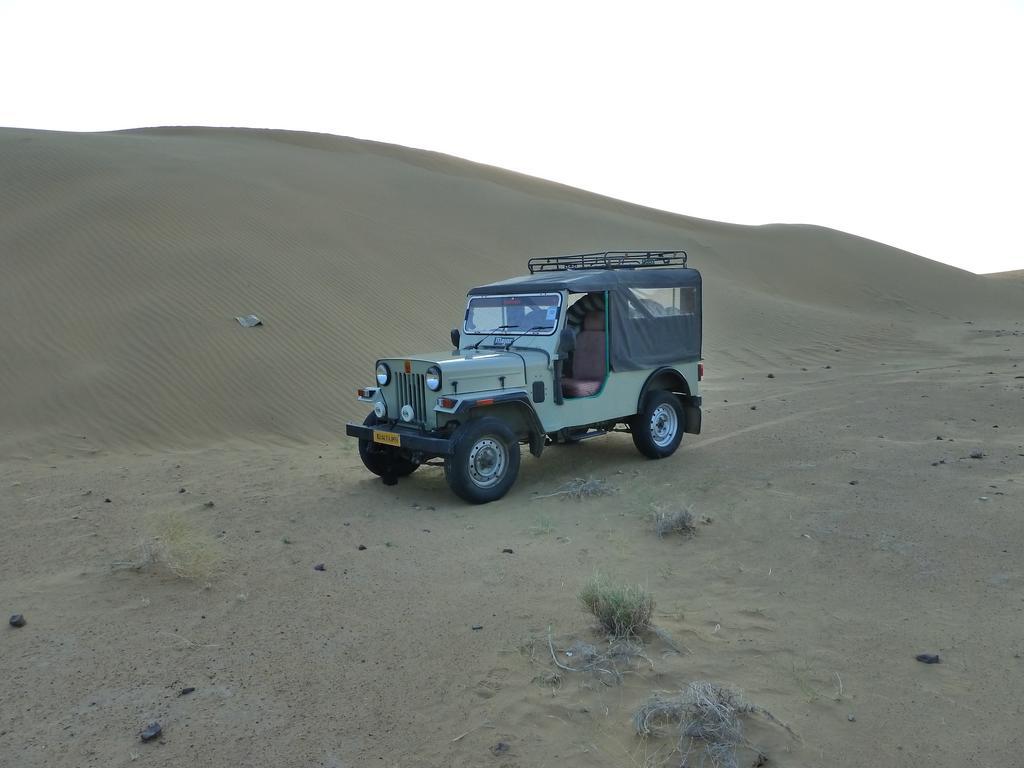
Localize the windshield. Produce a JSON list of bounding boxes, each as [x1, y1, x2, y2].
[[464, 293, 562, 336]]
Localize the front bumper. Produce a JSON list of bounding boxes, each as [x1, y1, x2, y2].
[[345, 423, 455, 456]]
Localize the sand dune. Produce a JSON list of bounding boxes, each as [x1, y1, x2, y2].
[[1, 127, 1019, 454], [1, 127, 1022, 768], [989, 268, 1024, 283]]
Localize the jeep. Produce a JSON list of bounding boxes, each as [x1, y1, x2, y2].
[[345, 251, 703, 503]]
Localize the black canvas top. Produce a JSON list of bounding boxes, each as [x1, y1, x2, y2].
[[468, 267, 701, 296]]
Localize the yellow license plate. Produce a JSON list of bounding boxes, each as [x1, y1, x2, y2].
[[373, 430, 401, 447]]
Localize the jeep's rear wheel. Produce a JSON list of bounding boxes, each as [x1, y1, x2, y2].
[[444, 417, 521, 503], [631, 391, 684, 459], [358, 413, 420, 478]]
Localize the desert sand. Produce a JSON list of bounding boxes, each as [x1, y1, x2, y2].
[[1, 127, 1022, 767]]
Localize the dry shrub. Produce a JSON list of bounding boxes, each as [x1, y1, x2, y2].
[[653, 504, 697, 538], [114, 512, 223, 579], [634, 681, 791, 768], [578, 572, 654, 637]]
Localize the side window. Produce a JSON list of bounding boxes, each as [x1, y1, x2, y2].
[[628, 287, 697, 317]]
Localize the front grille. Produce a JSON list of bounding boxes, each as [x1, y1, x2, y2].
[[395, 372, 427, 423]]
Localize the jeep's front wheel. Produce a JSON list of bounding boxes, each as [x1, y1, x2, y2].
[[631, 391, 684, 459], [444, 417, 521, 504], [358, 413, 420, 478]]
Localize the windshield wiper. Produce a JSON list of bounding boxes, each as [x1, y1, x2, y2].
[[470, 325, 519, 350], [503, 325, 548, 349]]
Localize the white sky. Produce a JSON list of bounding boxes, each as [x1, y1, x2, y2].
[[2, 0, 1022, 274]]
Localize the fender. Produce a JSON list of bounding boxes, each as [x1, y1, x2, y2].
[[638, 366, 702, 434], [450, 391, 546, 457]]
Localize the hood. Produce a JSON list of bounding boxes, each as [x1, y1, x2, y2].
[[383, 350, 527, 395]]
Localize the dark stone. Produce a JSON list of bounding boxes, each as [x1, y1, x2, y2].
[[104, 498, 111, 503], [9, 614, 26, 628], [179, 687, 196, 696], [915, 653, 941, 664], [502, 548, 514, 554], [490, 741, 509, 755], [357, 545, 367, 551], [849, 480, 859, 485], [140, 722, 162, 741], [766, 373, 775, 378], [314, 563, 326, 571], [179, 488, 186, 493], [471, 624, 483, 631], [203, 501, 215, 508]]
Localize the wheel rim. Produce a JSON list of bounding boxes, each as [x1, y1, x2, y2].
[[649, 404, 678, 448], [467, 436, 507, 489]]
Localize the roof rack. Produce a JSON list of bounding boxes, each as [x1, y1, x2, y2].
[[527, 250, 688, 273]]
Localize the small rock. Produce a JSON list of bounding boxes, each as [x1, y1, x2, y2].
[[501, 548, 514, 554], [750, 405, 757, 411], [915, 653, 941, 664], [848, 480, 859, 486], [979, 496, 989, 501], [203, 501, 215, 508], [140, 722, 162, 741], [824, 365, 831, 369], [9, 614, 26, 628], [178, 687, 196, 696], [471, 624, 483, 631], [490, 741, 510, 755], [969, 449, 984, 459], [936, 436, 943, 440], [178, 487, 186, 493], [766, 373, 775, 379], [357, 545, 367, 551], [104, 498, 111, 503], [421, 528, 431, 533], [314, 563, 326, 571]]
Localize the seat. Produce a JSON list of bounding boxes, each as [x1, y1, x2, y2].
[[562, 311, 606, 397]]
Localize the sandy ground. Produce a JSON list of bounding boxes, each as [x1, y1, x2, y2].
[[2, 128, 1023, 767]]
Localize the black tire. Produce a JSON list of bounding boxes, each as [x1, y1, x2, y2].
[[358, 413, 419, 478], [631, 390, 685, 459], [444, 417, 521, 504]]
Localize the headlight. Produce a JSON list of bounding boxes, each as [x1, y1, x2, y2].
[[425, 365, 442, 391], [375, 362, 391, 386]]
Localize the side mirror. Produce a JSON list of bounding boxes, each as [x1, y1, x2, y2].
[[556, 328, 575, 357], [450, 328, 461, 348]]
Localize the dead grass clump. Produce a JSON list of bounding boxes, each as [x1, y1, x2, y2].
[[113, 512, 223, 580], [634, 681, 793, 768], [535, 477, 617, 500], [653, 504, 697, 538], [578, 572, 654, 637], [546, 626, 654, 686]]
